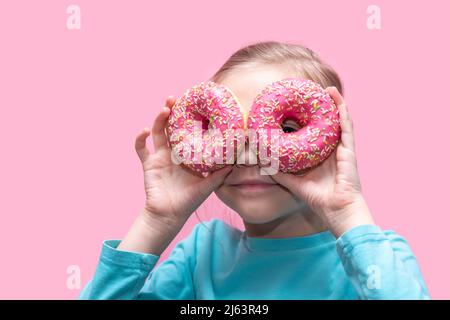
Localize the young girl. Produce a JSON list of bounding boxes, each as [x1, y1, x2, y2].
[[79, 41, 429, 300]]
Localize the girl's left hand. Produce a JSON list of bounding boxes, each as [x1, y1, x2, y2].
[[271, 87, 375, 237]]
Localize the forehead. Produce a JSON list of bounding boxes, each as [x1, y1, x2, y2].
[[218, 63, 297, 109]]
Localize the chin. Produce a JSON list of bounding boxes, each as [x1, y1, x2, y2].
[[215, 184, 300, 224]]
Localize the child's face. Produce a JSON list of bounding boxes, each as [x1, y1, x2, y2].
[[214, 63, 309, 224]]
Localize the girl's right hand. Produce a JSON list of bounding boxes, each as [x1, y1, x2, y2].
[[135, 96, 232, 226]]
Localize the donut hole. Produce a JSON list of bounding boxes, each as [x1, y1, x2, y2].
[[281, 118, 303, 133], [202, 119, 210, 131], [194, 115, 210, 131]]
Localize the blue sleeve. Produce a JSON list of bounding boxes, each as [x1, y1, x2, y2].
[[336, 224, 430, 300], [79, 223, 203, 300]]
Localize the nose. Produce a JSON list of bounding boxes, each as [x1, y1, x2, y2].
[[235, 137, 258, 167]]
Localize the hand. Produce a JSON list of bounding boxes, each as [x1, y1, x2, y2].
[[272, 87, 375, 237], [135, 96, 232, 226]]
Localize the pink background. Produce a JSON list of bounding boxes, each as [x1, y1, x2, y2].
[[0, 0, 449, 299]]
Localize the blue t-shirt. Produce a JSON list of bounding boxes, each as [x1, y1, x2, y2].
[[79, 219, 429, 299]]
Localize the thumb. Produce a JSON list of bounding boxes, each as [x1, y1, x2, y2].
[[200, 166, 233, 191], [272, 171, 300, 194]]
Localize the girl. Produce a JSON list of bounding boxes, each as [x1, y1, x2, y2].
[[79, 41, 429, 300]]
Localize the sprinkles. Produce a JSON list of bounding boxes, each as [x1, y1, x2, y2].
[[247, 78, 341, 173], [167, 81, 245, 173], [167, 78, 341, 174]]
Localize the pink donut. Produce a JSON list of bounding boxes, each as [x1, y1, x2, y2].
[[247, 78, 341, 173], [167, 81, 245, 173]]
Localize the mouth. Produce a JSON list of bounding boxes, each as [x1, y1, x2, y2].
[[228, 179, 278, 193]]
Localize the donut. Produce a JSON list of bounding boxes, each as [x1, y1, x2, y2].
[[247, 78, 341, 173], [167, 78, 341, 174], [167, 81, 246, 173]]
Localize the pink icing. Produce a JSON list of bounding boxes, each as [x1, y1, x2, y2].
[[167, 78, 341, 174], [167, 81, 245, 173], [247, 78, 341, 173]]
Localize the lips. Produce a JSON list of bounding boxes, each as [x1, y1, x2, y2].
[[230, 179, 276, 186], [228, 179, 278, 192]]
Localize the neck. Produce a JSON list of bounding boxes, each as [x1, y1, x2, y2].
[[243, 206, 328, 238]]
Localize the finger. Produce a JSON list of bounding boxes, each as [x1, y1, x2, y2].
[[163, 96, 176, 147], [326, 87, 355, 151], [135, 127, 151, 163], [271, 171, 300, 193], [166, 95, 177, 109], [202, 166, 233, 190], [338, 104, 356, 152], [326, 86, 344, 105], [151, 107, 171, 151]]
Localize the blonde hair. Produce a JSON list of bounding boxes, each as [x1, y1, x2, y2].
[[211, 41, 344, 95]]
